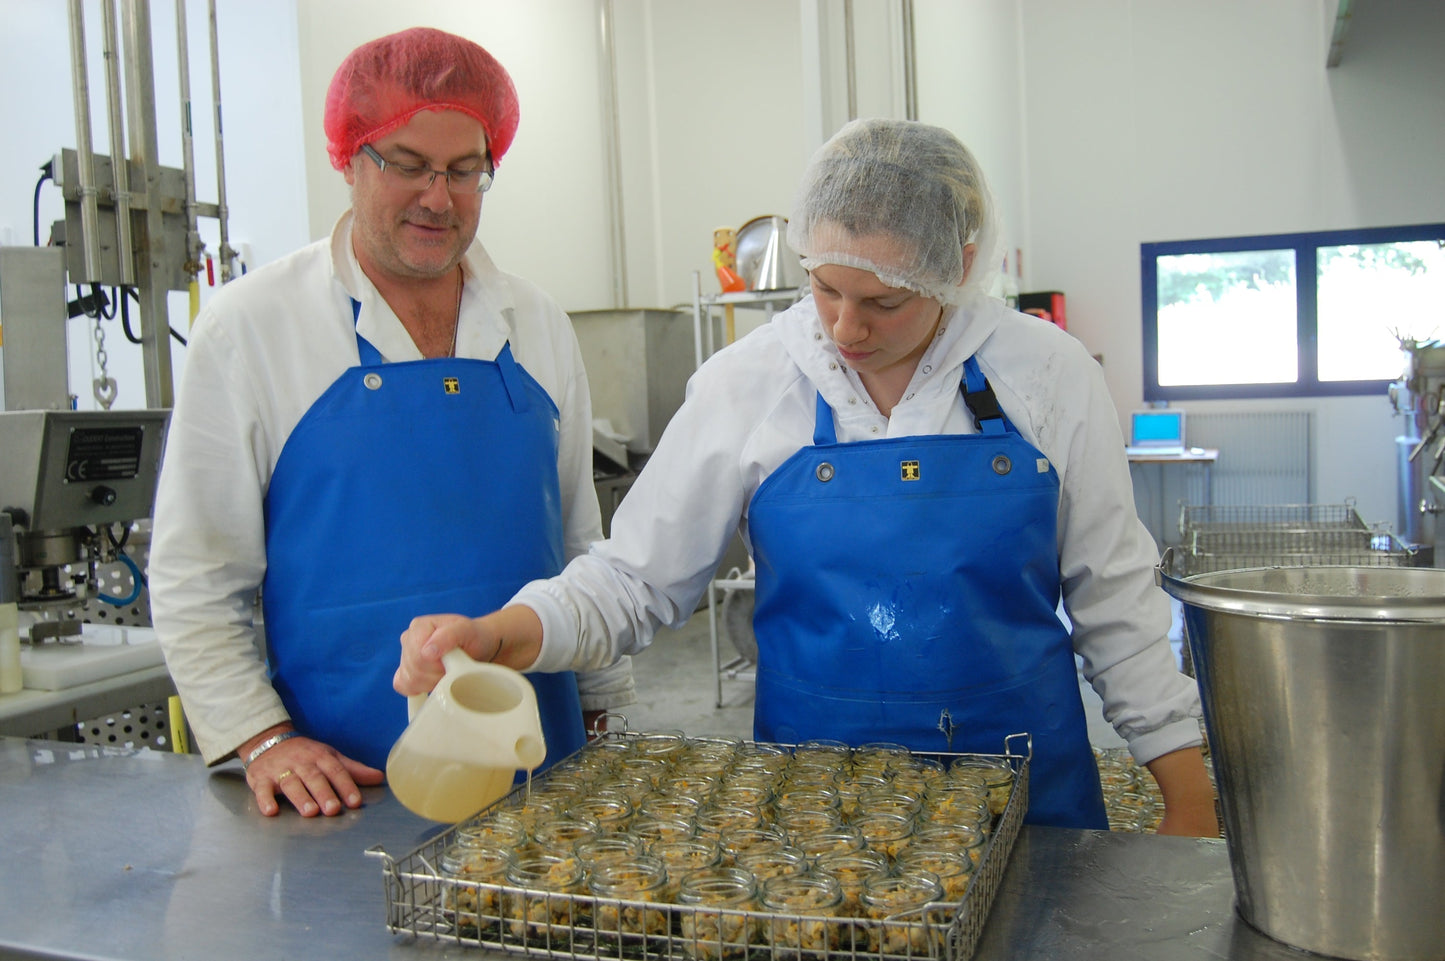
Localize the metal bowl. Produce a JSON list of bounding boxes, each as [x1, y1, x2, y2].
[[735, 215, 807, 292]]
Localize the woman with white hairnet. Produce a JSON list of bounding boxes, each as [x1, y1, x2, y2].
[[397, 119, 1219, 835]]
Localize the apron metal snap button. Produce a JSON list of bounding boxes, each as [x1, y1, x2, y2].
[[363, 373, 383, 390], [991, 454, 1012, 475], [815, 462, 835, 482]]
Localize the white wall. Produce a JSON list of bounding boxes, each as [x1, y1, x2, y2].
[[0, 0, 308, 412], [7, 0, 1441, 531], [1015, 0, 1445, 527]]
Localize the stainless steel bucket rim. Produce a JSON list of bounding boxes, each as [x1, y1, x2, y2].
[[1156, 555, 1445, 623]]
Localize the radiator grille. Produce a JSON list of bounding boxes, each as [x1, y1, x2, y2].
[[1187, 411, 1313, 506]]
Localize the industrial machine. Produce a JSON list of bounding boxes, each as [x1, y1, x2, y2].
[[1390, 337, 1445, 566], [0, 1, 232, 734]]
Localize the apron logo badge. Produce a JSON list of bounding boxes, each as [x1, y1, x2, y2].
[[442, 377, 461, 394], [900, 460, 921, 481]]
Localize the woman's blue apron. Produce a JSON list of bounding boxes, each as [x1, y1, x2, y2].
[[259, 300, 585, 772], [748, 355, 1107, 829]]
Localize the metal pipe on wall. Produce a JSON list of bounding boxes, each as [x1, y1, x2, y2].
[[66, 0, 105, 284], [901, 0, 918, 121], [596, 0, 628, 309], [120, 0, 176, 410], [207, 0, 235, 283], [100, 0, 136, 286], [174, 0, 204, 278], [843, 0, 857, 121]]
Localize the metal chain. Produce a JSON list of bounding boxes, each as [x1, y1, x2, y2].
[[92, 318, 118, 410]]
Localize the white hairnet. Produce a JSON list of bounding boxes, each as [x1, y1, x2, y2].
[[787, 119, 1002, 306]]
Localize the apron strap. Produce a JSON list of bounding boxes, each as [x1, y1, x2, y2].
[[812, 355, 1017, 443], [962, 355, 1014, 435], [813, 391, 838, 445], [350, 299, 384, 367], [349, 298, 530, 413]]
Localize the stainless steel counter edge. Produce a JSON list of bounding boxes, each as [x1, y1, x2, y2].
[[0, 737, 1297, 960]]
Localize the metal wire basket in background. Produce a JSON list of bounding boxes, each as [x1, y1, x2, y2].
[[1174, 500, 1415, 576]]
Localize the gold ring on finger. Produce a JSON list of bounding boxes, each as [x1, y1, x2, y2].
[[277, 769, 294, 782]]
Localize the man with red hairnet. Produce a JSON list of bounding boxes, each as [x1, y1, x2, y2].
[[149, 27, 634, 818]]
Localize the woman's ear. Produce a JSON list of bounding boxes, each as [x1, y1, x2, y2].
[[959, 243, 978, 285]]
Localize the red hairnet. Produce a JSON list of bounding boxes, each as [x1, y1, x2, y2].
[[323, 27, 520, 171]]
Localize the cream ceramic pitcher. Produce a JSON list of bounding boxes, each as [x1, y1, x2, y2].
[[386, 648, 547, 822]]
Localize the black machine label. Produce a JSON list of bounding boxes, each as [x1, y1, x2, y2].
[[64, 427, 145, 482]]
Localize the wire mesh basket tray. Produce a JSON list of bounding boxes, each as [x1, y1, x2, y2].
[[370, 729, 1031, 961], [1174, 500, 1414, 575], [1177, 499, 1373, 536]]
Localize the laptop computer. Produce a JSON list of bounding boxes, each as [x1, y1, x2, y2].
[[1125, 409, 1187, 456]]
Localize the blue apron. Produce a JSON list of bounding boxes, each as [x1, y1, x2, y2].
[[749, 356, 1107, 829], [260, 299, 586, 772]]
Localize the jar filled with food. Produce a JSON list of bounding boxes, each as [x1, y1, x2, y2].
[[615, 755, 673, 791], [709, 782, 773, 815], [439, 841, 513, 931], [502, 851, 585, 943], [574, 834, 647, 873], [774, 807, 844, 841], [695, 802, 764, 836], [733, 845, 808, 885], [813, 849, 888, 917], [921, 780, 991, 831], [533, 814, 601, 851], [759, 873, 845, 958], [792, 824, 866, 860], [834, 771, 892, 820], [567, 793, 634, 834], [718, 825, 788, 864], [628, 730, 690, 763], [455, 809, 529, 850], [895, 845, 974, 902], [856, 786, 924, 820], [859, 870, 946, 955], [912, 821, 987, 867], [638, 792, 704, 824], [627, 814, 697, 847], [851, 809, 915, 860], [850, 742, 911, 778], [587, 854, 671, 941], [949, 756, 1014, 816], [677, 866, 758, 960], [649, 836, 723, 900]]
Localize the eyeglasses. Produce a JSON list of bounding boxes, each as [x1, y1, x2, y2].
[[360, 143, 494, 194]]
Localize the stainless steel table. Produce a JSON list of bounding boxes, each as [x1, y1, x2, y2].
[[0, 736, 1299, 961]]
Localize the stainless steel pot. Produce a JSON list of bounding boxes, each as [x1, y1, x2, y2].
[[734, 215, 806, 292], [1157, 559, 1445, 961]]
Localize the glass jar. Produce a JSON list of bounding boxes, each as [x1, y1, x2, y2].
[[774, 807, 844, 840], [615, 755, 673, 791], [567, 793, 633, 834], [638, 792, 703, 824], [856, 787, 924, 820], [628, 730, 690, 762], [921, 781, 991, 830], [574, 834, 646, 872], [860, 870, 945, 955], [709, 782, 773, 815], [850, 742, 911, 777], [532, 814, 601, 851], [895, 845, 974, 902], [912, 821, 987, 867], [455, 810, 529, 850], [733, 845, 808, 884], [587, 854, 671, 940], [814, 849, 889, 916], [439, 841, 513, 930], [649, 836, 723, 900], [718, 825, 788, 863], [950, 756, 1014, 816], [677, 866, 758, 960], [694, 803, 765, 838], [503, 851, 585, 942], [792, 824, 866, 860], [759, 873, 845, 957], [833, 772, 892, 821], [851, 810, 915, 860], [627, 814, 697, 846]]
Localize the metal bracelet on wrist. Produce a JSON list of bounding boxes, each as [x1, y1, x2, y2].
[[243, 730, 300, 769]]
